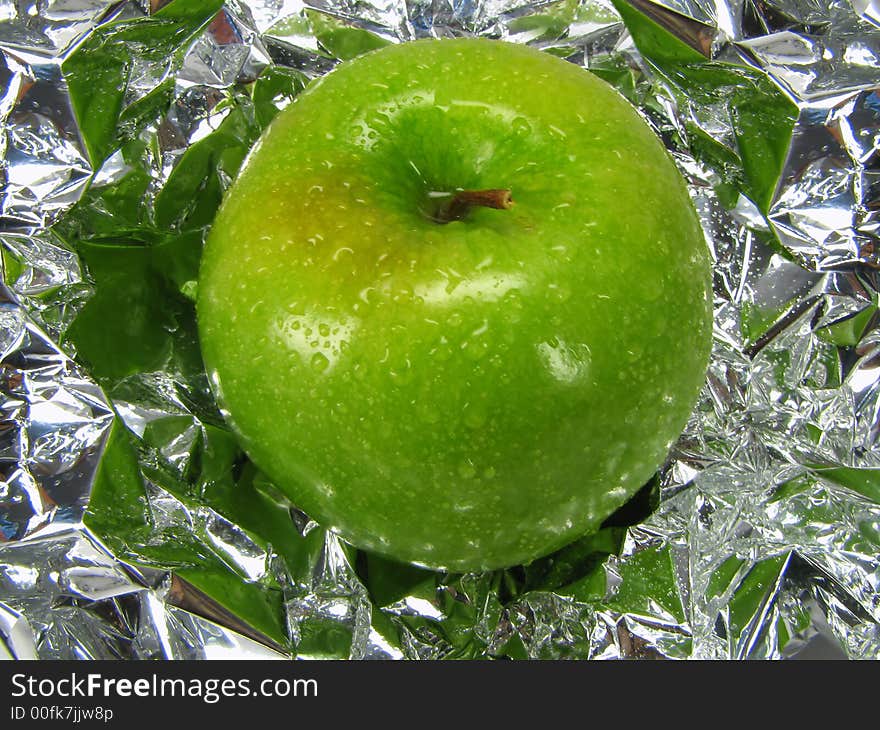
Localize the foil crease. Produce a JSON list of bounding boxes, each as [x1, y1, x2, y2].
[[1, 0, 879, 660]]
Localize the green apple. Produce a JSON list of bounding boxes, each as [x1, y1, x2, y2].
[[197, 38, 712, 572]]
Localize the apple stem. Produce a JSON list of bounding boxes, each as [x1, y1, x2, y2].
[[434, 189, 514, 223]]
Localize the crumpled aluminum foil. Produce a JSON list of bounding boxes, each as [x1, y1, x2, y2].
[[1, 0, 878, 660]]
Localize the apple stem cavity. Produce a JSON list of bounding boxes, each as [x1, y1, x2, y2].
[[433, 189, 514, 223]]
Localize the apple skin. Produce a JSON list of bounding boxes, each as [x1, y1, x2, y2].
[[197, 38, 712, 572]]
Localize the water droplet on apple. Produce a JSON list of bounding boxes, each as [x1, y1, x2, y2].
[[390, 358, 413, 385], [433, 340, 453, 362], [502, 289, 523, 308], [458, 461, 476, 480], [319, 323, 331, 337], [463, 338, 490, 361], [625, 343, 643, 362], [512, 117, 531, 137], [549, 284, 571, 302], [311, 352, 330, 372], [464, 403, 487, 429], [536, 339, 592, 385]]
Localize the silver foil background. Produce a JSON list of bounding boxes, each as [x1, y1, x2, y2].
[[0, 0, 878, 659]]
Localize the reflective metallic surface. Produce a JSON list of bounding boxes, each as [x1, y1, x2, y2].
[[1, 0, 878, 659]]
